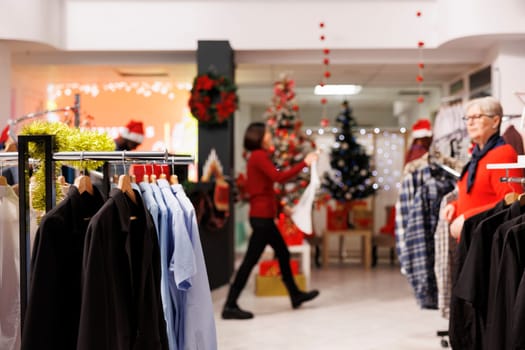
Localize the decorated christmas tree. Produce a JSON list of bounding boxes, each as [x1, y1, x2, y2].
[[264, 75, 316, 214], [322, 101, 375, 201]]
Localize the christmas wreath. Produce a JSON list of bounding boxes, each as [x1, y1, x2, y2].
[[188, 72, 238, 125]]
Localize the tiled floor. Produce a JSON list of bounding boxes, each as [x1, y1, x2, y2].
[[212, 263, 449, 349]]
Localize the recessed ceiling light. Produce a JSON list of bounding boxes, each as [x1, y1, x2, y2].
[[314, 84, 362, 95]]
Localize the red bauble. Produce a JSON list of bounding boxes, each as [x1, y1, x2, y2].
[[321, 98, 327, 104], [418, 62, 425, 69], [417, 96, 425, 103], [319, 22, 325, 28], [416, 11, 422, 17], [320, 118, 329, 127], [323, 58, 330, 65], [418, 41, 425, 48], [292, 104, 299, 111], [416, 75, 424, 82], [300, 180, 308, 188], [320, 35, 325, 41], [324, 71, 331, 78], [323, 48, 330, 55]]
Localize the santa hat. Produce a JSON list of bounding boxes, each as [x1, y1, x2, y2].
[[0, 125, 9, 144], [411, 119, 433, 139], [120, 120, 144, 144]]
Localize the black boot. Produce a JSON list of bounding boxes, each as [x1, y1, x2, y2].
[[290, 290, 320, 309], [222, 287, 254, 320]]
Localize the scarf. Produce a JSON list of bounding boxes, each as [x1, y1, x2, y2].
[[460, 133, 505, 193]]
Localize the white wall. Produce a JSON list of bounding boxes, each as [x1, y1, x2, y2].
[[0, 0, 64, 48], [0, 44, 10, 127], [492, 41, 525, 115]]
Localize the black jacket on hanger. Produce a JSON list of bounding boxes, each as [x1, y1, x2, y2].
[[76, 188, 168, 350], [22, 186, 105, 349]]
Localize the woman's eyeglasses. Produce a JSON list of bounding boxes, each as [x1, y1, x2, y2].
[[462, 114, 494, 122]]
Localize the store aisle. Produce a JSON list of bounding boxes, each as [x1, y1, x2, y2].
[[211, 264, 449, 349]]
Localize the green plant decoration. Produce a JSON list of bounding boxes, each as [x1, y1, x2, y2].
[[20, 121, 115, 210]]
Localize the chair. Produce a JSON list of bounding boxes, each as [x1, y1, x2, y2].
[[372, 205, 397, 267]]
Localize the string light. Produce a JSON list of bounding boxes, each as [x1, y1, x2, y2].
[[46, 81, 186, 100]]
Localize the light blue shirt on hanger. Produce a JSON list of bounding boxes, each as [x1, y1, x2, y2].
[[149, 181, 178, 350], [171, 183, 217, 350], [157, 179, 196, 350]]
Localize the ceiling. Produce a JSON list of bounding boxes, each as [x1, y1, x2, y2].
[[9, 43, 489, 126]]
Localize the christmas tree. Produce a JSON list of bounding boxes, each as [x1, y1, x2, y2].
[[264, 75, 316, 214], [322, 101, 375, 201]]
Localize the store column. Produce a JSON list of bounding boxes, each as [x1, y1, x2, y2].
[[492, 41, 525, 115], [196, 40, 235, 290], [0, 43, 11, 128]]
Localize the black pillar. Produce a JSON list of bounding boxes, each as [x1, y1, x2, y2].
[[196, 40, 235, 290]]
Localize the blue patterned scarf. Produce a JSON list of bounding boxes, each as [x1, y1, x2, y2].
[[460, 133, 505, 193]]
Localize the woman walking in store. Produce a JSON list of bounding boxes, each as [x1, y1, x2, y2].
[[443, 96, 523, 239], [222, 122, 320, 320]]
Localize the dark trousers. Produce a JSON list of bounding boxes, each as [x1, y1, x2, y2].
[[231, 217, 299, 295]]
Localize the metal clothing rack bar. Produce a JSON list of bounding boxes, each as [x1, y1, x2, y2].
[[500, 176, 525, 184], [53, 151, 194, 163], [7, 94, 81, 140]]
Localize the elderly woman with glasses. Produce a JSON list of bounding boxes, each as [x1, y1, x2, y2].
[[443, 96, 523, 239]]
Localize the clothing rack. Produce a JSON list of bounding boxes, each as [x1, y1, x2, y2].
[[15, 135, 194, 331], [7, 94, 81, 141], [433, 161, 460, 179]]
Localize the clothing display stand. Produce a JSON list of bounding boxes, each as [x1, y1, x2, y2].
[[14, 136, 194, 331]]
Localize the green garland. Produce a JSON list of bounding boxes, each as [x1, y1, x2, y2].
[[20, 121, 115, 210]]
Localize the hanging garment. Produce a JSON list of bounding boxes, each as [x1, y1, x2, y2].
[[171, 182, 217, 350], [0, 185, 20, 350], [140, 181, 178, 350], [434, 189, 458, 319], [448, 200, 511, 350], [77, 188, 168, 350], [402, 166, 455, 309], [158, 179, 194, 350], [291, 160, 320, 234], [21, 186, 104, 350]]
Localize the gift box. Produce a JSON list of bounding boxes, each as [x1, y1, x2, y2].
[[258, 259, 299, 277], [277, 213, 304, 245], [326, 202, 349, 230], [255, 274, 306, 296], [351, 209, 373, 229]]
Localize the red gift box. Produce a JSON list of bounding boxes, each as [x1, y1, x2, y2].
[[259, 259, 299, 277], [326, 202, 349, 230], [276, 213, 304, 245]]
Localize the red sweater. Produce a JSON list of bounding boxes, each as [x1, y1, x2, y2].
[[246, 149, 307, 218], [450, 144, 523, 220]]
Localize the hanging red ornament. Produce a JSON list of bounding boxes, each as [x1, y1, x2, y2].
[[321, 98, 327, 104], [320, 35, 325, 41], [417, 96, 425, 103], [323, 48, 330, 55], [319, 22, 325, 28], [418, 41, 425, 48], [416, 11, 422, 17], [324, 71, 331, 78], [418, 62, 425, 69], [323, 58, 330, 65], [320, 118, 329, 127], [416, 75, 424, 82], [292, 104, 299, 111]]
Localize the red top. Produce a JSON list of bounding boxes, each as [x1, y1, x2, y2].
[[246, 149, 307, 218], [449, 144, 523, 221]]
